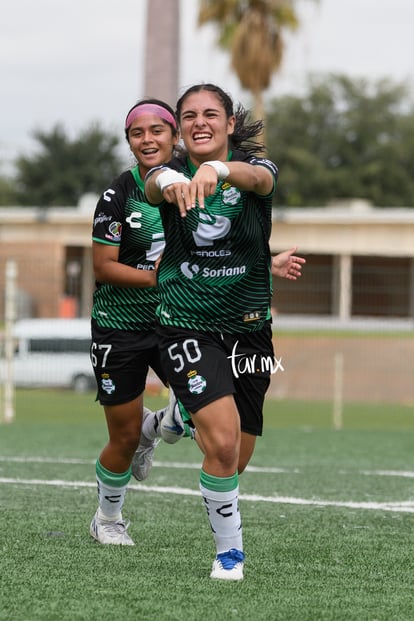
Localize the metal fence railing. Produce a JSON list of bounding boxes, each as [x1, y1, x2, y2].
[[1, 258, 414, 424]]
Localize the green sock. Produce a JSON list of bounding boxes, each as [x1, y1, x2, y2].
[[95, 459, 131, 520]]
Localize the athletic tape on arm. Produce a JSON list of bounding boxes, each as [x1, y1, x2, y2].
[[200, 160, 230, 180], [155, 169, 190, 192]]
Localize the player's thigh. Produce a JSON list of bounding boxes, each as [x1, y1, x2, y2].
[[193, 394, 241, 453], [103, 394, 143, 441]]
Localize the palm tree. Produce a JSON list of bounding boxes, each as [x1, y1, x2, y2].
[[144, 0, 180, 105], [198, 0, 307, 122]]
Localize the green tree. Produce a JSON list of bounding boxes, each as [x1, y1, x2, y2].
[[14, 124, 122, 207], [0, 174, 17, 205], [266, 74, 414, 207], [198, 0, 313, 122]]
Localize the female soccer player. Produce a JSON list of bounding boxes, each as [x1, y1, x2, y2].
[[145, 83, 287, 579], [89, 99, 181, 546]]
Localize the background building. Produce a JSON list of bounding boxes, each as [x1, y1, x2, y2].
[[1, 200, 413, 407], [1, 200, 413, 324]]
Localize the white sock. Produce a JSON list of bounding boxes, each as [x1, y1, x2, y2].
[[142, 407, 165, 441], [200, 478, 243, 554], [96, 477, 127, 521]]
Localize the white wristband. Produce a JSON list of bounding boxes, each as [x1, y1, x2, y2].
[[200, 160, 230, 180], [155, 169, 190, 192]]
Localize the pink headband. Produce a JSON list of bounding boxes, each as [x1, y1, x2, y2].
[[125, 104, 177, 130]]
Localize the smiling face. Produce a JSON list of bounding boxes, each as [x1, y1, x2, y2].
[[127, 114, 178, 178], [178, 90, 235, 167]]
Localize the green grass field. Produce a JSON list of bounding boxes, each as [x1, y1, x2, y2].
[[1, 390, 414, 621]]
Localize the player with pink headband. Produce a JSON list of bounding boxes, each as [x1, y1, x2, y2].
[[125, 103, 177, 130], [89, 98, 184, 546]]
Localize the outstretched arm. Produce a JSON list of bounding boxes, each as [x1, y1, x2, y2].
[[145, 160, 275, 216], [271, 247, 306, 280]]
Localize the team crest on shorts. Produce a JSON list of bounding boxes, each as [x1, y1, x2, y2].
[[101, 373, 115, 394], [187, 369, 207, 395]]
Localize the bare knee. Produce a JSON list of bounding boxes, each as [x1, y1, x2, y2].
[[216, 436, 239, 469], [201, 433, 239, 475]]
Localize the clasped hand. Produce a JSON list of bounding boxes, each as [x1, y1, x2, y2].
[[159, 165, 221, 217]]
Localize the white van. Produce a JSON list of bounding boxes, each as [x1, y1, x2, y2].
[[1, 318, 95, 392]]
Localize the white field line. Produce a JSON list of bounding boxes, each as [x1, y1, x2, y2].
[[0, 476, 414, 513], [0, 455, 414, 479], [1, 456, 414, 478], [361, 469, 414, 478], [1, 456, 414, 513], [0, 456, 293, 474]]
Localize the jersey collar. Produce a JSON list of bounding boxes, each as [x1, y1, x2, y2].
[[130, 165, 144, 191]]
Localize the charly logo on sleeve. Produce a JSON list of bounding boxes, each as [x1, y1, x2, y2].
[[103, 188, 116, 202]]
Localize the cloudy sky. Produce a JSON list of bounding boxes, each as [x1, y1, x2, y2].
[[1, 0, 413, 172]]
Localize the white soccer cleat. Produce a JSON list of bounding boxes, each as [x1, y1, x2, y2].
[[160, 389, 185, 444], [89, 510, 134, 546], [131, 408, 160, 481], [210, 549, 245, 581]]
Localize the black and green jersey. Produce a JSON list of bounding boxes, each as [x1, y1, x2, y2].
[[156, 151, 278, 334], [91, 166, 164, 331]]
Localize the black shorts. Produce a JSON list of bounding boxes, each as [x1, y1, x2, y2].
[[156, 322, 274, 436], [91, 319, 168, 406]]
